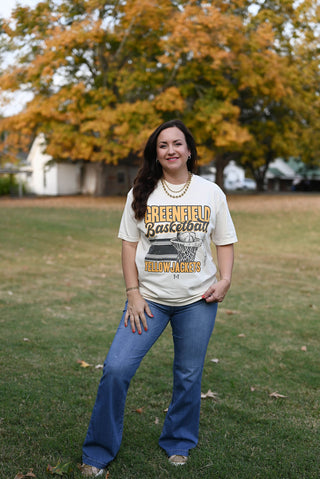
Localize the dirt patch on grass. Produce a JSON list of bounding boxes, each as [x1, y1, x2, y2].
[[0, 195, 126, 210], [1, 193, 320, 212], [228, 193, 320, 212]]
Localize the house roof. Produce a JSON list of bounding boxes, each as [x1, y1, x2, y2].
[[0, 165, 32, 174], [286, 157, 320, 179], [267, 167, 285, 178]]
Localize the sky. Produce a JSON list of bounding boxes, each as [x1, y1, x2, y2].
[[0, 0, 40, 19], [0, 0, 41, 116]]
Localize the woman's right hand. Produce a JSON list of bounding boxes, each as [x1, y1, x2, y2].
[[125, 290, 153, 334]]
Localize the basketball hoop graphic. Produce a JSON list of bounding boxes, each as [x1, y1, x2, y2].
[[170, 232, 202, 263]]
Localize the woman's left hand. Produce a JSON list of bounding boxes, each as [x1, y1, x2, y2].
[[202, 279, 231, 303]]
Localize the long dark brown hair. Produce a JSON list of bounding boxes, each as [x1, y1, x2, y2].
[[132, 119, 198, 220]]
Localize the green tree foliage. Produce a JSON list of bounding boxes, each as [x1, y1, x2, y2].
[[0, 0, 319, 189]]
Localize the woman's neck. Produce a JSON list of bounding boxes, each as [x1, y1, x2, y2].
[[162, 170, 190, 185]]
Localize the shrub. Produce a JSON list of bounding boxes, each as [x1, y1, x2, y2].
[[0, 174, 27, 196]]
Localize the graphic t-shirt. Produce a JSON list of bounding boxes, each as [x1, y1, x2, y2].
[[118, 174, 238, 306]]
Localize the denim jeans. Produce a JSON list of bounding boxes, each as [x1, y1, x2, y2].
[[82, 299, 218, 469]]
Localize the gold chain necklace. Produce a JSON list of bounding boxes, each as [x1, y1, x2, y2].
[[163, 180, 188, 194], [161, 173, 193, 198]]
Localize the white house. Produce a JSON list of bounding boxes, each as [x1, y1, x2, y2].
[[25, 134, 138, 196], [265, 158, 296, 191], [223, 160, 246, 190], [26, 134, 81, 195], [266, 158, 296, 180]]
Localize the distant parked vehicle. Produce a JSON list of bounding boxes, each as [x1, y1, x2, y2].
[[200, 173, 215, 183], [199, 171, 257, 191], [236, 178, 257, 191], [225, 178, 257, 191]]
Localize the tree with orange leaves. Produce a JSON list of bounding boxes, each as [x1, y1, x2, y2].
[[0, 0, 319, 191], [0, 1, 168, 171], [232, 0, 320, 189], [157, 0, 320, 189]]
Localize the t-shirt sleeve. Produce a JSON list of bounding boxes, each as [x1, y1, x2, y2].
[[211, 189, 238, 245], [118, 189, 140, 242]]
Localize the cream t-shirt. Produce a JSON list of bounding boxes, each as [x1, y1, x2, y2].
[[118, 175, 238, 306]]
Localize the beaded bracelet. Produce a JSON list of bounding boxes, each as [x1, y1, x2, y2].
[[126, 286, 139, 293]]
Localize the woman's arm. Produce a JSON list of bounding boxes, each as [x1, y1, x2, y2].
[[122, 240, 139, 290], [122, 240, 153, 334], [202, 244, 234, 303]]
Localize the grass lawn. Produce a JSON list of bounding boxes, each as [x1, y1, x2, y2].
[[0, 194, 319, 479]]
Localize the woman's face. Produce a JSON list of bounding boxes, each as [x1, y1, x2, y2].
[[156, 127, 190, 179]]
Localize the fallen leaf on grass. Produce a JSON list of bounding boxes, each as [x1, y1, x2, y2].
[[250, 387, 256, 392], [155, 417, 159, 424], [301, 345, 307, 352], [95, 364, 104, 369], [47, 461, 73, 475], [210, 358, 219, 363], [220, 309, 240, 315], [201, 389, 219, 400], [77, 360, 91, 368], [135, 407, 144, 414], [269, 391, 288, 399], [238, 333, 246, 338], [14, 470, 36, 479]]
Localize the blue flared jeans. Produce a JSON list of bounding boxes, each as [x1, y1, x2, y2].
[[82, 299, 218, 469]]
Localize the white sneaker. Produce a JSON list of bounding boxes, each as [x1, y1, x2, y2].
[[168, 455, 188, 466], [80, 464, 106, 477]]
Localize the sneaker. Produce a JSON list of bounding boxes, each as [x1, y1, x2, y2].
[[168, 455, 188, 466], [80, 464, 106, 477]]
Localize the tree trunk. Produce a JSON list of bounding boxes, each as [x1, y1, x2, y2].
[[252, 155, 272, 192], [256, 177, 265, 192], [215, 154, 230, 191], [94, 162, 109, 196]]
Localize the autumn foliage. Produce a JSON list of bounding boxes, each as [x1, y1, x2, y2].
[[0, 0, 319, 187]]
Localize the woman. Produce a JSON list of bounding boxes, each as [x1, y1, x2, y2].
[[81, 119, 237, 477]]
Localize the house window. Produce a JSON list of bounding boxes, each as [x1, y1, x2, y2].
[[117, 172, 125, 183]]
